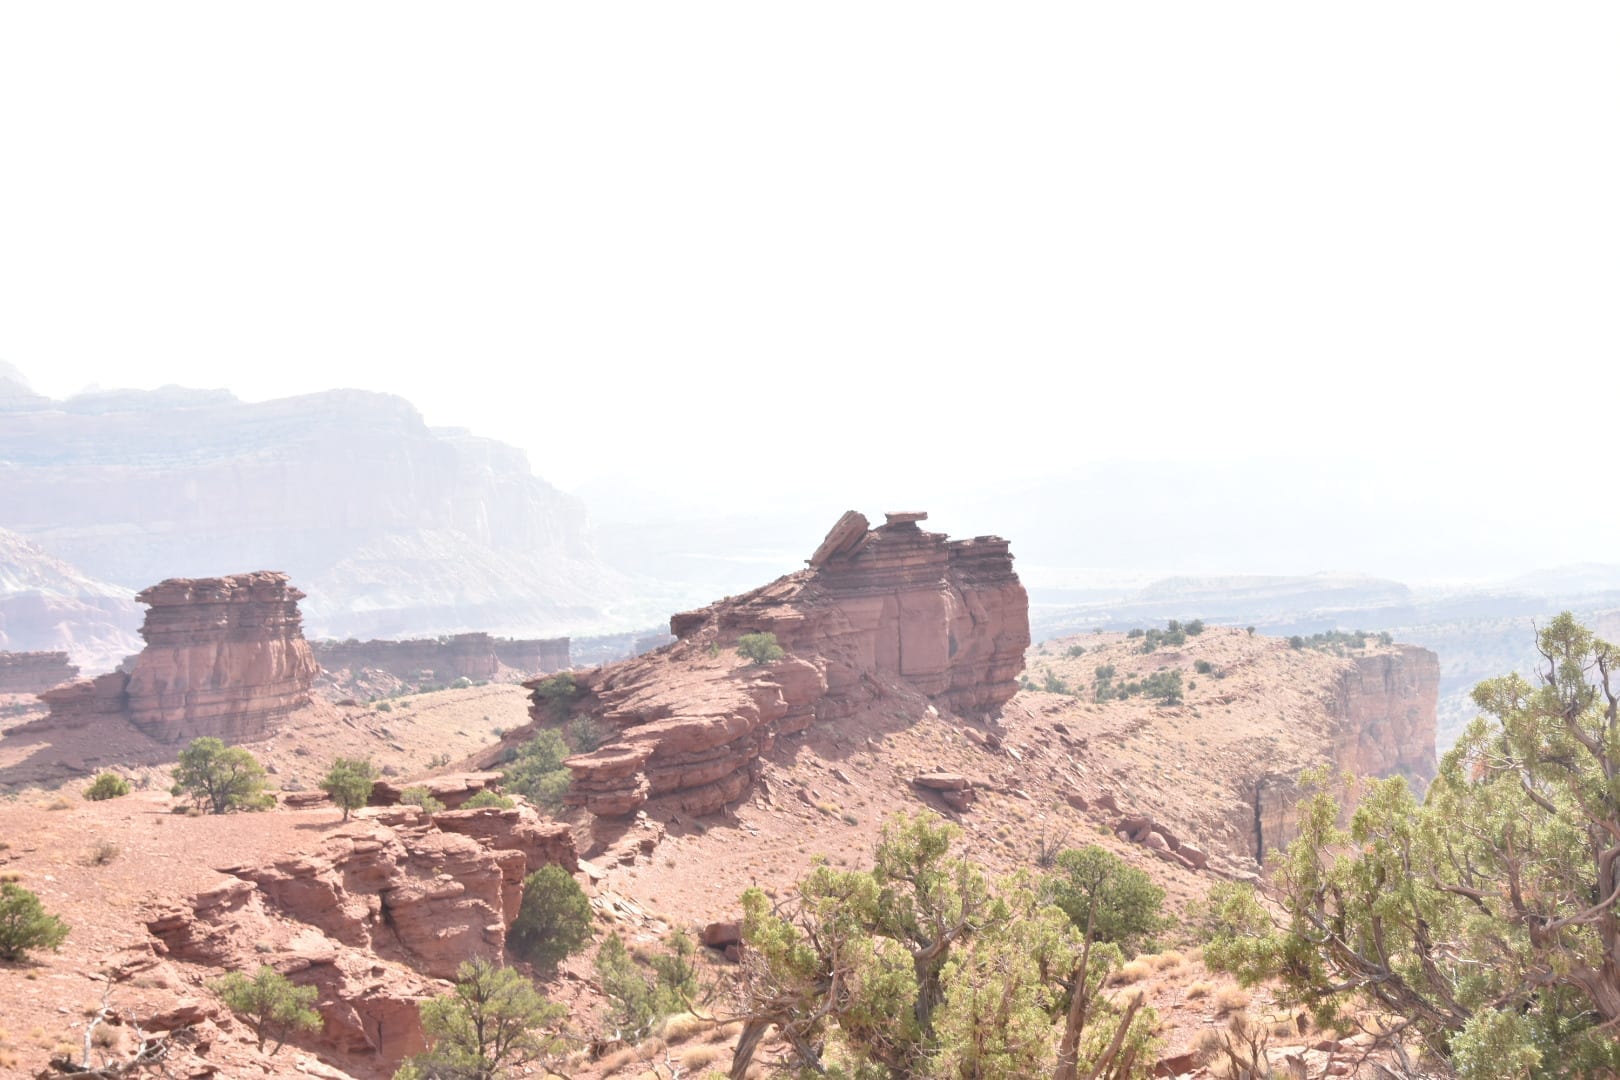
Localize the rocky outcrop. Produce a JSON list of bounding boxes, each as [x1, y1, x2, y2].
[[312, 632, 569, 683], [34, 571, 318, 742], [370, 771, 505, 810], [0, 650, 77, 693], [1327, 646, 1439, 786], [145, 808, 579, 1066], [432, 804, 579, 874], [539, 511, 1029, 819], [1252, 646, 1440, 859]]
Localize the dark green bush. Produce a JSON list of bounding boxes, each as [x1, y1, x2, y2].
[[84, 772, 130, 801], [509, 865, 592, 971], [0, 881, 70, 960], [736, 632, 785, 666]]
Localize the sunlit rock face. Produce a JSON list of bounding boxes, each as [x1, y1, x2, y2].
[[38, 571, 318, 743], [540, 511, 1031, 819]]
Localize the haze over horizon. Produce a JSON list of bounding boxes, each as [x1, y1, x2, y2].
[[3, 4, 1616, 584]]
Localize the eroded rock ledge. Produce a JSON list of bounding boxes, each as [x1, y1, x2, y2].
[[539, 511, 1030, 819], [37, 571, 319, 742], [146, 804, 576, 1066]]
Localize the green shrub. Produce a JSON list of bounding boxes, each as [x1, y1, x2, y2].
[[375, 701, 393, 713], [210, 965, 320, 1054], [0, 881, 70, 960], [400, 787, 445, 814], [595, 931, 702, 1040], [1185, 619, 1206, 635], [530, 672, 580, 720], [84, 772, 130, 801], [566, 715, 605, 752], [736, 632, 785, 666], [405, 957, 566, 1078], [170, 737, 273, 814], [503, 729, 574, 811], [463, 789, 515, 810], [509, 865, 592, 971], [319, 757, 378, 821], [1045, 846, 1167, 952], [1193, 659, 1214, 675]]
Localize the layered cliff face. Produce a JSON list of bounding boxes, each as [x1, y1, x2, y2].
[[1255, 645, 1440, 858], [0, 386, 636, 638], [529, 511, 1029, 819], [37, 571, 318, 743], [0, 650, 78, 693], [1002, 627, 1441, 869]]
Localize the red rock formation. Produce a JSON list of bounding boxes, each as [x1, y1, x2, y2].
[[1255, 646, 1440, 859], [0, 650, 78, 693], [1327, 645, 1439, 785], [34, 571, 318, 743], [540, 511, 1029, 819], [145, 808, 580, 1066], [125, 572, 318, 742]]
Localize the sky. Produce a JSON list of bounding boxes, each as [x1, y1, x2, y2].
[[2, 4, 1617, 522]]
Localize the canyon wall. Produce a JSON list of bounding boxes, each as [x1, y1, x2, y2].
[[1253, 645, 1440, 859], [0, 526, 143, 672], [0, 386, 635, 639], [0, 650, 77, 693], [37, 571, 318, 743], [312, 632, 569, 683], [543, 511, 1029, 818]]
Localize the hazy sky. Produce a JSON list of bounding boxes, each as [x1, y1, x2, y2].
[[2, 4, 1616, 508]]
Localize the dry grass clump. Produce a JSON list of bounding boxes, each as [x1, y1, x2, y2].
[[1110, 958, 1154, 985], [1190, 1027, 1224, 1063], [1185, 980, 1215, 999], [595, 1047, 636, 1075], [1149, 949, 1186, 970], [704, 1019, 742, 1044], [654, 1011, 708, 1043], [678, 1042, 727, 1071], [84, 839, 121, 866], [1213, 984, 1252, 1015]]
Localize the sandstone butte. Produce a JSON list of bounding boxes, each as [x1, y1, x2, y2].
[[507, 510, 1032, 819], [35, 570, 319, 743]]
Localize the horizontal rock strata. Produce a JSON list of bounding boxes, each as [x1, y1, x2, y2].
[[35, 570, 318, 743], [539, 511, 1029, 818], [0, 650, 78, 693]]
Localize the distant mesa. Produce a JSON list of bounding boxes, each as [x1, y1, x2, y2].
[[311, 632, 570, 685], [515, 510, 1031, 819], [36, 571, 318, 743], [0, 651, 79, 694]]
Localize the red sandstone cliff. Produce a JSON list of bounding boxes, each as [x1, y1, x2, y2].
[[1254, 644, 1440, 858], [36, 571, 318, 743], [524, 511, 1029, 819]]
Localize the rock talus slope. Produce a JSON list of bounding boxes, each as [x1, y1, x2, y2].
[[534, 511, 1030, 818]]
